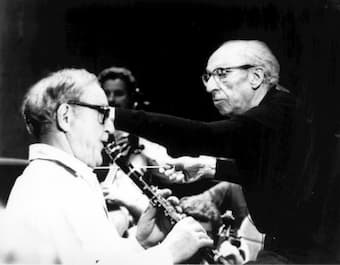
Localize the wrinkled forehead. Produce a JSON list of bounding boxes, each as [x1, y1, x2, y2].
[[80, 81, 109, 105], [207, 43, 249, 70]]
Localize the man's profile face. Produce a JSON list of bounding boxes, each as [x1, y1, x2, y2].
[[67, 82, 112, 168], [204, 44, 256, 116], [102, 79, 130, 109]]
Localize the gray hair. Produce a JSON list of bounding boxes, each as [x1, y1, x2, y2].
[[21, 69, 98, 139], [222, 40, 280, 86]]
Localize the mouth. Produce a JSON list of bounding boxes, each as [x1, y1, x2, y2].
[[102, 133, 113, 146], [212, 93, 223, 103], [213, 98, 224, 104]]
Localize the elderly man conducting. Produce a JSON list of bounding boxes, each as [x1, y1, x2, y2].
[[110, 40, 317, 263], [6, 69, 213, 264]]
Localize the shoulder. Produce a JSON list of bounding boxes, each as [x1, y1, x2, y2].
[[266, 88, 296, 107], [242, 89, 297, 130], [18, 159, 77, 186], [7, 160, 77, 208]]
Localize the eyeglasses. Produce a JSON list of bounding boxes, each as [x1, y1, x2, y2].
[[201, 64, 255, 85], [67, 100, 110, 125]]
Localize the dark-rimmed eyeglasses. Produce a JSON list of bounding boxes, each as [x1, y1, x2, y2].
[[67, 100, 110, 125], [201, 64, 255, 85]]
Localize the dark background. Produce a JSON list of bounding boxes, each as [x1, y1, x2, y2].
[[1, 0, 339, 159], [1, 0, 340, 255], [0, 0, 340, 224]]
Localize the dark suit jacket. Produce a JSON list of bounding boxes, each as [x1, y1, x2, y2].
[[115, 87, 312, 248]]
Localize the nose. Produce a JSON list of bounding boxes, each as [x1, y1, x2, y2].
[[205, 76, 219, 94], [103, 113, 115, 135]]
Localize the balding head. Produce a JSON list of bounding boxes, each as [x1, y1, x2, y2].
[[209, 40, 280, 87], [22, 69, 98, 139], [204, 40, 280, 115]]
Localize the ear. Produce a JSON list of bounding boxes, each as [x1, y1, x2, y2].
[[56, 103, 72, 132], [249, 67, 265, 90]]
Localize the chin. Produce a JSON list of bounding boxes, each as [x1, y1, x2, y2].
[[86, 156, 101, 169], [94, 157, 103, 168], [214, 104, 230, 115], [218, 108, 232, 116]]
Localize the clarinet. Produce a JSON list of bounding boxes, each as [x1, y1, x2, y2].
[[104, 142, 226, 264]]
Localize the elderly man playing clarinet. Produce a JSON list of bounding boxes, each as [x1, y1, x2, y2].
[[6, 69, 213, 265]]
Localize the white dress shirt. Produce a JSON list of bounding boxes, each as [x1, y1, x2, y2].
[[6, 144, 172, 265]]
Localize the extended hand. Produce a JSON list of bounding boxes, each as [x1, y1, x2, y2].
[[160, 156, 216, 183], [156, 165, 187, 183]]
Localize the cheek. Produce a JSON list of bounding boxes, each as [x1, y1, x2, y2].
[[79, 124, 103, 150], [220, 85, 239, 104], [231, 92, 244, 104], [70, 118, 104, 165], [84, 130, 104, 165], [224, 82, 246, 104]]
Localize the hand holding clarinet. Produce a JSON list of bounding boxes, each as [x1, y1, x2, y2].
[[104, 142, 217, 264]]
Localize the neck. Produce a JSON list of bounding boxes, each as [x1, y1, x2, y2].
[[40, 131, 74, 157]]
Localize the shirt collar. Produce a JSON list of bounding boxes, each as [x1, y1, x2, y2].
[[28, 143, 94, 178]]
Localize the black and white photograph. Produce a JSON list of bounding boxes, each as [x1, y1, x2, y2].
[[1, 0, 340, 264]]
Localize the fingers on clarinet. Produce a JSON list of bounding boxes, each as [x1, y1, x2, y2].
[[145, 202, 157, 216], [198, 234, 214, 247], [200, 239, 214, 248], [167, 196, 180, 206], [156, 188, 172, 198]]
